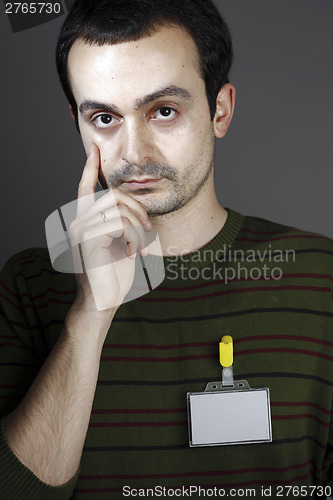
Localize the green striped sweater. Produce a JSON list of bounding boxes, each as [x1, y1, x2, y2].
[[1, 209, 333, 499]]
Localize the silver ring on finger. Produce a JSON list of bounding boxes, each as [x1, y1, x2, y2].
[[100, 210, 108, 222]]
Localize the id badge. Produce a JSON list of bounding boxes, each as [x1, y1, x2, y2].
[[187, 336, 272, 447]]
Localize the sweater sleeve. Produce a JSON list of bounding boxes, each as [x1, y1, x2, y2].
[[0, 416, 79, 499], [0, 251, 79, 499]]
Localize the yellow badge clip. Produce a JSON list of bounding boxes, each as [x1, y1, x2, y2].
[[219, 336, 234, 386], [219, 335, 233, 367]]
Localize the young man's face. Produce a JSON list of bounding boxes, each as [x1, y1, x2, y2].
[[68, 25, 218, 217]]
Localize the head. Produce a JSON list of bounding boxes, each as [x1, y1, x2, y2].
[[56, 0, 233, 126], [56, 0, 235, 217]]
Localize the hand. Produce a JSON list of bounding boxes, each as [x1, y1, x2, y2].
[[69, 144, 152, 311]]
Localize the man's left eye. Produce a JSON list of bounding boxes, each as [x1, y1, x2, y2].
[[153, 107, 177, 120]]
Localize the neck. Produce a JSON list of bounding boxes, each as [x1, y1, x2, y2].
[[150, 177, 228, 256]]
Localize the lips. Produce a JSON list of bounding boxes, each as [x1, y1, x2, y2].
[[122, 178, 163, 189]]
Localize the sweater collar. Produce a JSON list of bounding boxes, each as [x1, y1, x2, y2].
[[162, 208, 243, 273]]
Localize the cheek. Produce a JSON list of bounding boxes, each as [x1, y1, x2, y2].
[[97, 140, 120, 175], [79, 125, 119, 172], [153, 120, 203, 150], [157, 124, 212, 163], [78, 122, 104, 158]]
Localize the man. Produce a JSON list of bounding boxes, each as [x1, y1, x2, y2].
[[0, 0, 333, 498]]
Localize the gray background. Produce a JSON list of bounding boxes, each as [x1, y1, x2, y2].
[[0, 0, 332, 267]]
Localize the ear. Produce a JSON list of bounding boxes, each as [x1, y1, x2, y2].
[[69, 105, 76, 122], [213, 84, 236, 139]]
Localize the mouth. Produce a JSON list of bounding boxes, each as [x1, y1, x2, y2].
[[122, 178, 163, 189]]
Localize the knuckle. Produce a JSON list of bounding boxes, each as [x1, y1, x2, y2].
[[117, 204, 129, 217], [110, 228, 123, 239], [69, 220, 79, 237], [78, 225, 93, 243], [122, 223, 135, 241], [69, 221, 85, 246], [120, 215, 129, 227]]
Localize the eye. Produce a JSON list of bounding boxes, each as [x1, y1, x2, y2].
[[92, 114, 116, 129], [152, 106, 177, 121]]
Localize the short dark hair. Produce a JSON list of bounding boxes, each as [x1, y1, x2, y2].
[[56, 0, 233, 124]]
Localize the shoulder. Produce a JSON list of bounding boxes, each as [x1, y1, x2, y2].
[[1, 247, 76, 296], [3, 247, 53, 271], [239, 213, 333, 252], [232, 211, 333, 277]]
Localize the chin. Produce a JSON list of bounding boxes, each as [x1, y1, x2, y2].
[[120, 188, 184, 217], [147, 201, 185, 218]]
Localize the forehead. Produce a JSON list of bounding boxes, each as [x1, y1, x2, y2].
[[67, 25, 203, 106]]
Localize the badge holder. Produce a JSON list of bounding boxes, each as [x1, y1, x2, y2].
[[187, 336, 272, 447]]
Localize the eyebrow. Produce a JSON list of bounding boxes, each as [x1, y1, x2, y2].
[[78, 85, 193, 115], [134, 85, 193, 109], [79, 101, 120, 115]]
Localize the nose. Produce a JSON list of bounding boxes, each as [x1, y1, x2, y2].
[[121, 120, 154, 166]]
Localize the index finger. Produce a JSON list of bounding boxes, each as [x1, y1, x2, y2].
[[76, 144, 100, 216]]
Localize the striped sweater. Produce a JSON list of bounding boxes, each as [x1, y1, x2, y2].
[[1, 208, 333, 499]]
